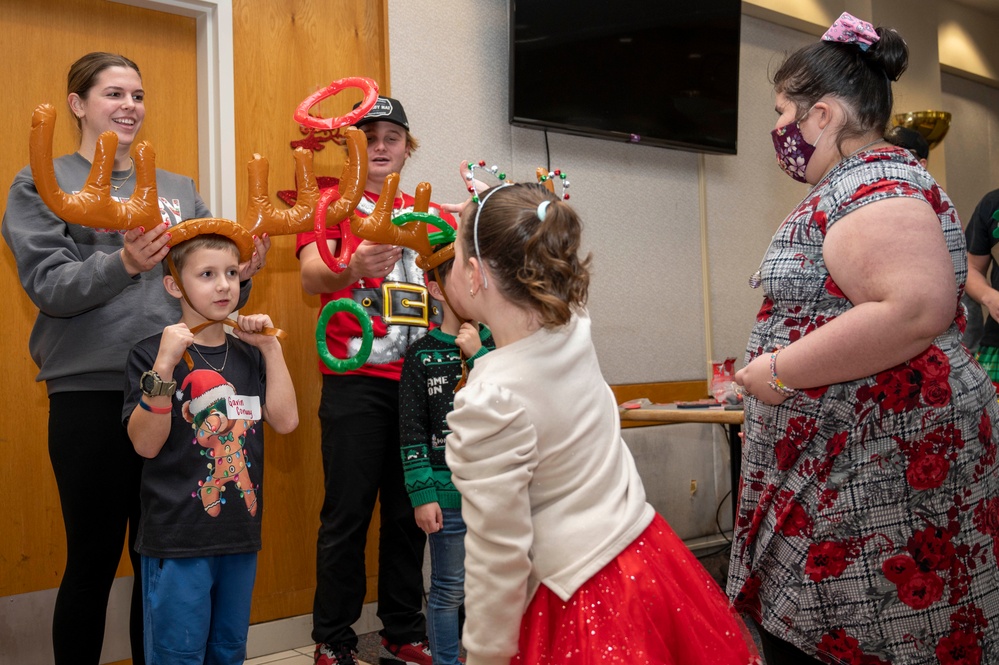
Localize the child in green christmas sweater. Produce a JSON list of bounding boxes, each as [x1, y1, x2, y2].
[[399, 250, 493, 665]]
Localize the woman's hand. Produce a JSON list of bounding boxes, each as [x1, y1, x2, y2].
[[238, 233, 271, 281], [735, 353, 788, 406], [121, 222, 171, 276]]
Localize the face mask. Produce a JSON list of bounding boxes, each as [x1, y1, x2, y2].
[[771, 109, 825, 183]]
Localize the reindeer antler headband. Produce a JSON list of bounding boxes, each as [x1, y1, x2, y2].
[[29, 102, 321, 262]]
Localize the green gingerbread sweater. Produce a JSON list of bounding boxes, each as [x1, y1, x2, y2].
[[399, 326, 493, 509]]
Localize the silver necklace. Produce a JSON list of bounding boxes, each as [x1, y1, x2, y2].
[[191, 336, 229, 372], [110, 158, 135, 192], [749, 139, 885, 289]]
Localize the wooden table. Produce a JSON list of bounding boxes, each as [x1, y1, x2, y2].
[[619, 405, 744, 524]]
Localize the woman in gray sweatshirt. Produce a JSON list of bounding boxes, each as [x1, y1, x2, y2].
[[1, 51, 265, 665]]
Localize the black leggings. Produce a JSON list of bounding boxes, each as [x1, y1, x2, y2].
[[48, 391, 144, 665]]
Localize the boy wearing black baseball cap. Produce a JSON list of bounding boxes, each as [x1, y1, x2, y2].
[[299, 95, 454, 665]]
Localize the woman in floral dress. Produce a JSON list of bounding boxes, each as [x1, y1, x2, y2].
[[729, 13, 999, 665]]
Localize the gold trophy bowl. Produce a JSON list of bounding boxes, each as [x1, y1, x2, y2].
[[892, 111, 952, 149]]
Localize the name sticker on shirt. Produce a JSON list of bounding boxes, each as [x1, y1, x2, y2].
[[226, 395, 261, 420]]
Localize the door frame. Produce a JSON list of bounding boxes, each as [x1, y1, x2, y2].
[[113, 0, 236, 219]]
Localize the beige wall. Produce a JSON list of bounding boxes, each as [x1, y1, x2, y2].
[[389, 1, 999, 386], [940, 0, 999, 82]]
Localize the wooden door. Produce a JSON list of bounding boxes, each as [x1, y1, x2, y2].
[[230, 0, 391, 622], [0, 0, 199, 598], [1, 2, 393, 659]]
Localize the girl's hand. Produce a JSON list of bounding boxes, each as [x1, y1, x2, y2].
[[735, 353, 788, 406], [122, 222, 171, 276]]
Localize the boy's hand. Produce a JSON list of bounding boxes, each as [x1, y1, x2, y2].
[[455, 321, 482, 357], [414, 502, 443, 534], [155, 323, 194, 369], [233, 313, 281, 349], [352, 240, 401, 280]]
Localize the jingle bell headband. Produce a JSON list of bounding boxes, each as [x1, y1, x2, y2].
[[467, 164, 571, 288]]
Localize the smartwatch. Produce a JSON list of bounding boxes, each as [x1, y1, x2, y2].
[[140, 370, 177, 397]]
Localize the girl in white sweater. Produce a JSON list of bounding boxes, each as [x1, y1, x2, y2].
[[444, 182, 759, 665]]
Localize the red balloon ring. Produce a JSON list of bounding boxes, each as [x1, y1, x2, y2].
[[294, 76, 379, 131], [314, 187, 357, 274]]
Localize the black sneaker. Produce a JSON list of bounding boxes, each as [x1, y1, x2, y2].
[[315, 642, 359, 665]]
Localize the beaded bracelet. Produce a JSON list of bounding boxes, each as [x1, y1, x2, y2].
[[768, 346, 797, 397]]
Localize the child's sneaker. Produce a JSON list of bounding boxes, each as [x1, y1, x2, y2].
[[315, 642, 359, 665], [381, 637, 433, 665]]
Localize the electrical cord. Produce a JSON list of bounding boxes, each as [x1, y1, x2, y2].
[[544, 130, 551, 172]]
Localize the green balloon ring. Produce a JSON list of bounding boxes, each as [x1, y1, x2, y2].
[[392, 211, 456, 246], [316, 298, 373, 373]]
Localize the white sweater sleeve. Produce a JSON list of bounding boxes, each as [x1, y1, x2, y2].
[[446, 382, 539, 665]]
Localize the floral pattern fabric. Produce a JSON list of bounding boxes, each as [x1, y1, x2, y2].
[[727, 146, 999, 665]]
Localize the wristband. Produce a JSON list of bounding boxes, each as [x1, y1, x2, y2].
[[139, 398, 172, 414], [767, 346, 797, 397]]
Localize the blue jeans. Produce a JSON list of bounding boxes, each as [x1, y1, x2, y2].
[[427, 508, 466, 665], [142, 553, 257, 665]]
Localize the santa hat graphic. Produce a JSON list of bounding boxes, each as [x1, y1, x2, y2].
[[182, 369, 235, 425]]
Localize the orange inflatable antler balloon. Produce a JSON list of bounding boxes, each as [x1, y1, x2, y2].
[[165, 149, 321, 262], [243, 147, 320, 238], [324, 127, 368, 226], [29, 103, 160, 230], [353, 174, 433, 258], [312, 127, 367, 273]]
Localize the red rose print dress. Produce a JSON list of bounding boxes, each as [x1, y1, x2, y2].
[[728, 146, 999, 664]]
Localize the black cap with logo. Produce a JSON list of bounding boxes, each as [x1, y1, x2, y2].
[[352, 96, 409, 131]]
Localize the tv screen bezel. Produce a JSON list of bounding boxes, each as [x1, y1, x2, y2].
[[507, 2, 741, 156]]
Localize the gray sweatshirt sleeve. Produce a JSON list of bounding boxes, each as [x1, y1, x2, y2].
[[1, 167, 138, 318]]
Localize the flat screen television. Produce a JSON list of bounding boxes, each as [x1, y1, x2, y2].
[[509, 1, 742, 155]]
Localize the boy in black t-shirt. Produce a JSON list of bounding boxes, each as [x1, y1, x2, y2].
[[123, 232, 297, 664]]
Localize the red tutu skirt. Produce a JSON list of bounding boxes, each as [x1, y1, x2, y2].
[[513, 513, 760, 664]]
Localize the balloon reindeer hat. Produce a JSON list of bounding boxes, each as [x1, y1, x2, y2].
[[289, 76, 455, 374], [29, 102, 322, 367]]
